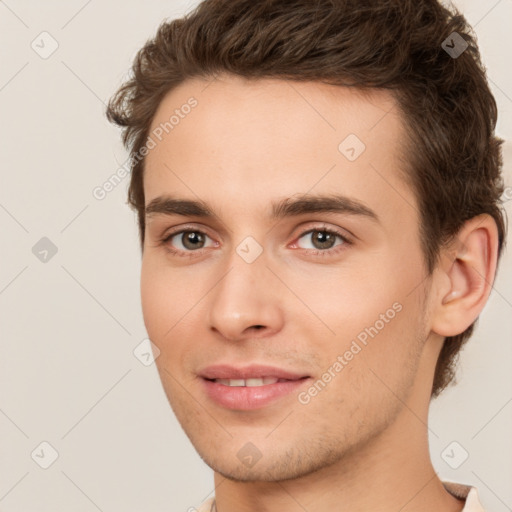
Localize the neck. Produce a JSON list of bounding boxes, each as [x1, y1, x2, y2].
[[213, 414, 463, 512]]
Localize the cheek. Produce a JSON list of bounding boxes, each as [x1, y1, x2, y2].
[[140, 256, 187, 346], [299, 304, 424, 435], [339, 299, 426, 418], [140, 257, 206, 374], [140, 259, 166, 338], [284, 263, 402, 343], [291, 248, 426, 383]]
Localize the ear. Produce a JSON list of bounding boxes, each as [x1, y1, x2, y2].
[[430, 214, 500, 337]]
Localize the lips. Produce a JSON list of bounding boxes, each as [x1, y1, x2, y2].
[[199, 364, 310, 410], [199, 364, 308, 381]]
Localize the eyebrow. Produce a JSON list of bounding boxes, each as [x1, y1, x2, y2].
[[145, 194, 379, 223]]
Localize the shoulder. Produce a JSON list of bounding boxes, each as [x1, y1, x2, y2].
[[195, 497, 215, 512], [443, 481, 487, 512]]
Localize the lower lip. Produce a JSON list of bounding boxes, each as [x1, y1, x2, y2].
[[202, 378, 310, 410]]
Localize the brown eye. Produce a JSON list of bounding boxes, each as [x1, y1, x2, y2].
[[162, 229, 216, 254], [296, 228, 348, 252], [310, 230, 338, 250], [180, 231, 206, 250]]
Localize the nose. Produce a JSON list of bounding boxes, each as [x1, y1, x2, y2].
[[207, 251, 285, 342]]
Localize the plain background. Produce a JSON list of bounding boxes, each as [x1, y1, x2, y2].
[[0, 1, 511, 511]]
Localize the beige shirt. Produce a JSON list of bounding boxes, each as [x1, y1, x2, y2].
[[443, 481, 486, 512], [196, 481, 486, 512]]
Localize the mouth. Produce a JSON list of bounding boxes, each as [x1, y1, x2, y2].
[[206, 377, 295, 387], [199, 364, 311, 410]]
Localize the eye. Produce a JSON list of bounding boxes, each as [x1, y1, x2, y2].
[[293, 227, 351, 255], [161, 228, 217, 256], [158, 224, 352, 259]]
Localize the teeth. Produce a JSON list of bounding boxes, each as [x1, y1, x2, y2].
[[228, 379, 245, 387], [245, 378, 263, 387], [214, 377, 280, 387]]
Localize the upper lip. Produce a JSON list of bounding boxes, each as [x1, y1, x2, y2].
[[199, 364, 309, 381]]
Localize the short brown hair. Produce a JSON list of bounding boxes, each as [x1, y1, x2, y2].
[[106, 0, 507, 398]]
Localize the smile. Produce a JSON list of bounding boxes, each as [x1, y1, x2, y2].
[[199, 365, 311, 410]]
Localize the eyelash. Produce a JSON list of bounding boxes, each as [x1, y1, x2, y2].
[[158, 224, 352, 259]]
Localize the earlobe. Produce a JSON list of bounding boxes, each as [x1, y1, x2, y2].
[[431, 214, 499, 337]]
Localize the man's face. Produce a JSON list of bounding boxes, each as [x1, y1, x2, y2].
[[141, 75, 434, 481]]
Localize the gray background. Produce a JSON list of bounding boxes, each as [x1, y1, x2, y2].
[[0, 1, 511, 511]]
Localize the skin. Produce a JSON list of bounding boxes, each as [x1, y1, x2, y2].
[[140, 74, 498, 512]]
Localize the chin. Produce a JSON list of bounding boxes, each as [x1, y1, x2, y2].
[[194, 441, 348, 483]]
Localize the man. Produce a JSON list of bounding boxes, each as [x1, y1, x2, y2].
[[106, 0, 506, 510]]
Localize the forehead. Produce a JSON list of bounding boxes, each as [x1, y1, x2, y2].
[[146, 75, 401, 156], [143, 75, 413, 225]]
